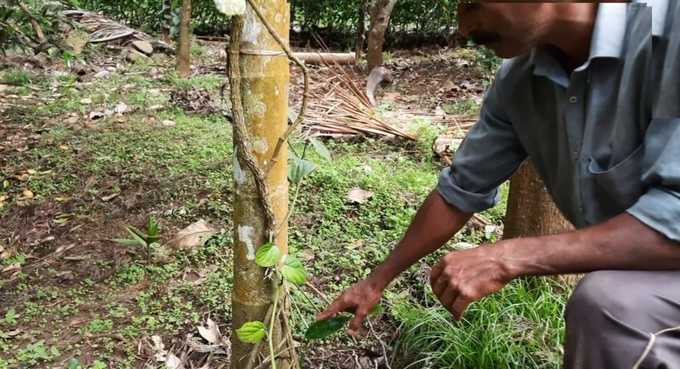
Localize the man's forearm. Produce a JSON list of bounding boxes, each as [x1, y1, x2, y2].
[[501, 213, 680, 278], [369, 190, 472, 288]]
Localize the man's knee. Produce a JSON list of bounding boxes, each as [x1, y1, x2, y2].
[[565, 271, 632, 328]]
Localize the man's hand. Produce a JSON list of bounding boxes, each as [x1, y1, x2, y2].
[[430, 244, 513, 320], [317, 277, 385, 336]]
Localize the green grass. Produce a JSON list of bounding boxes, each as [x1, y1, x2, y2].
[[391, 278, 569, 369], [0, 68, 32, 86], [0, 53, 567, 368]]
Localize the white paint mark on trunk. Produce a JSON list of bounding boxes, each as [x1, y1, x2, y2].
[[242, 7, 262, 44], [238, 225, 256, 260], [252, 138, 269, 155], [233, 148, 247, 185]]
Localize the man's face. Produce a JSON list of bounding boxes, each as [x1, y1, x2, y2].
[[457, 3, 550, 58]]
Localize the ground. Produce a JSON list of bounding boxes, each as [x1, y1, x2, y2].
[[0, 44, 569, 369]]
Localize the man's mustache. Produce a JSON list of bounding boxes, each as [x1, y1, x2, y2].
[[467, 31, 502, 46]]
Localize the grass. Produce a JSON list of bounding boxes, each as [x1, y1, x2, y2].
[[0, 50, 569, 369]]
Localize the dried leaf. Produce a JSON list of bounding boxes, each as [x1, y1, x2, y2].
[[170, 220, 217, 251], [346, 187, 373, 204], [197, 318, 221, 345]]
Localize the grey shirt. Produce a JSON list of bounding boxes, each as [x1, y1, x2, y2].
[[438, 1, 680, 241]]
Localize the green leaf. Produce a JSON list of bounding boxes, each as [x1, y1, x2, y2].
[[305, 316, 351, 340], [236, 321, 266, 344], [255, 243, 281, 267], [288, 156, 316, 185], [281, 255, 306, 285], [309, 137, 332, 161], [126, 226, 148, 246], [146, 217, 160, 243], [66, 358, 81, 369]]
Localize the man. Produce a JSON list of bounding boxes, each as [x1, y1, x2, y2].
[[319, 2, 680, 368]]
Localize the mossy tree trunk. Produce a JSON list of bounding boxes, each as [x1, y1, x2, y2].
[[176, 0, 192, 77], [230, 2, 291, 368]]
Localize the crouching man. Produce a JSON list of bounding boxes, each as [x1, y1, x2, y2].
[[320, 2, 680, 368]]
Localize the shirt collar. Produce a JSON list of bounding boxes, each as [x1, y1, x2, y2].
[[530, 3, 628, 87]]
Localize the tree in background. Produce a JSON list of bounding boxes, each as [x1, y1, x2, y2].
[[160, 0, 172, 43], [367, 0, 398, 71], [503, 161, 573, 240], [176, 0, 192, 77]]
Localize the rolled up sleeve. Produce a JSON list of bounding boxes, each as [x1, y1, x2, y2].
[[627, 118, 680, 242], [437, 78, 527, 213]]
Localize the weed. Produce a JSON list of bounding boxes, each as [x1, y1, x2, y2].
[[0, 68, 31, 86]]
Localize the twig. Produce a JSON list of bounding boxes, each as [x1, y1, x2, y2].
[[243, 0, 311, 176], [368, 320, 392, 369]]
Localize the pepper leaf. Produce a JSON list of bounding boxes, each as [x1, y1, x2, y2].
[[281, 255, 306, 285], [255, 243, 281, 267], [305, 316, 351, 340], [309, 137, 332, 161], [236, 321, 266, 344]]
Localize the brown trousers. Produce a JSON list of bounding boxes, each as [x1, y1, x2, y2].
[[564, 271, 680, 369]]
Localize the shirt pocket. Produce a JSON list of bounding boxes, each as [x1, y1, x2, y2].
[[587, 146, 645, 218]]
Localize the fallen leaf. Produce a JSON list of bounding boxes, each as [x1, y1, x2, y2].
[[197, 318, 221, 345], [80, 98, 92, 104], [101, 193, 119, 202], [114, 102, 128, 114], [165, 354, 182, 369], [88, 111, 105, 120], [169, 220, 217, 251], [22, 189, 34, 199], [346, 187, 373, 204], [162, 120, 176, 127], [2, 263, 21, 273], [151, 335, 168, 362]]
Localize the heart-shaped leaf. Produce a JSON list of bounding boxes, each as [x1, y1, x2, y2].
[[255, 243, 281, 267], [236, 321, 266, 344], [305, 316, 351, 340], [309, 137, 332, 161], [288, 154, 316, 185], [281, 255, 306, 285]]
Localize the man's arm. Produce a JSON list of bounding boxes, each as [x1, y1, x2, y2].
[[318, 190, 471, 335], [430, 213, 680, 320]]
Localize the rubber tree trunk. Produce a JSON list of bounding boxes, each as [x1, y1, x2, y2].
[[176, 0, 192, 77], [503, 161, 580, 285], [503, 161, 573, 239], [231, 2, 290, 369], [367, 0, 398, 71], [160, 0, 172, 43]]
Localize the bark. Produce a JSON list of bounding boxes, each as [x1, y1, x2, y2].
[[176, 0, 192, 78], [503, 161, 573, 239], [355, 0, 368, 60], [366, 0, 398, 71], [230, 2, 291, 369], [160, 0, 172, 43], [503, 161, 581, 285], [295, 52, 356, 65]]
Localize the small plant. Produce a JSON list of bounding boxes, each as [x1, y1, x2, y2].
[[113, 217, 161, 262], [0, 68, 31, 86]]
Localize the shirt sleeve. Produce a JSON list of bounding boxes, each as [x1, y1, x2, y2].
[[627, 118, 680, 242], [437, 76, 527, 213]]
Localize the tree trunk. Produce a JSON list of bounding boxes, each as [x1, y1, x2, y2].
[[503, 161, 573, 239], [355, 0, 368, 60], [366, 0, 398, 71], [503, 161, 581, 285], [176, 0, 192, 78], [230, 2, 291, 369], [160, 0, 172, 43]]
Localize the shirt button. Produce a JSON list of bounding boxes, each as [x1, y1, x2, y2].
[[569, 96, 578, 104]]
